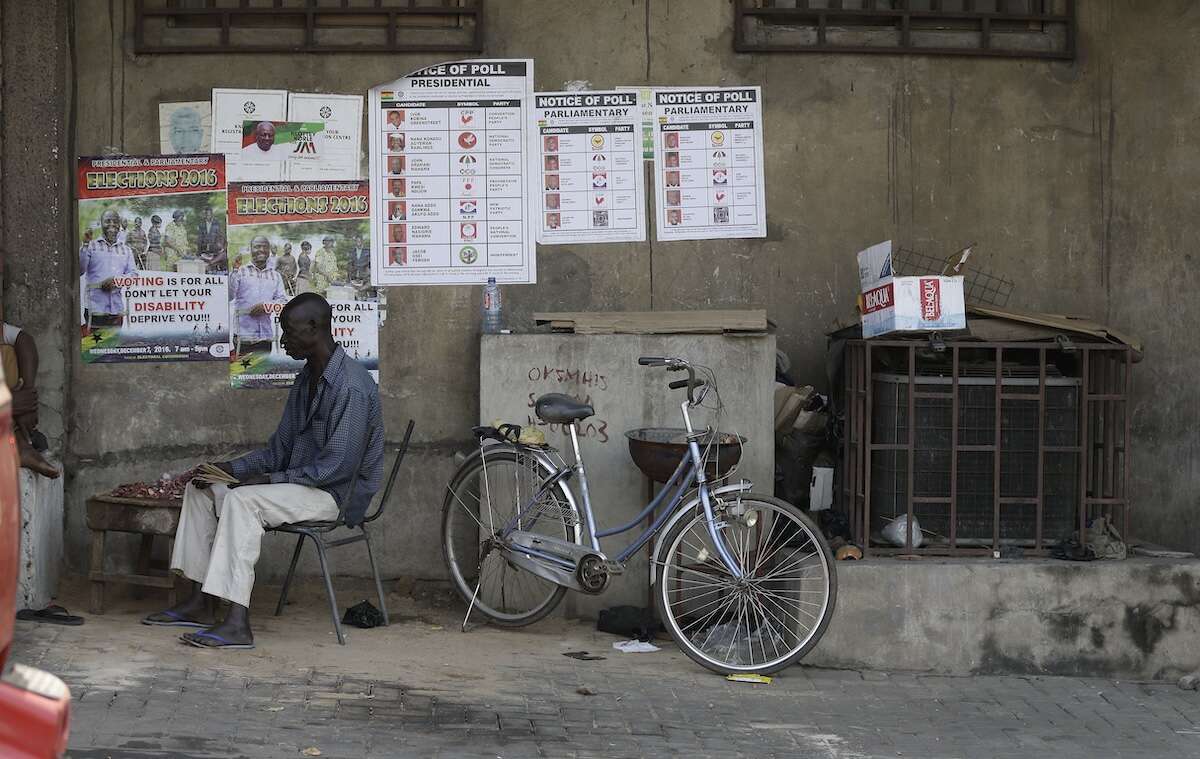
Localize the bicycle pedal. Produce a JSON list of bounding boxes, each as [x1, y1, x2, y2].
[[604, 561, 625, 575]]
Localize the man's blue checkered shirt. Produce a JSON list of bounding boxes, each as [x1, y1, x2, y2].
[[229, 345, 384, 525]]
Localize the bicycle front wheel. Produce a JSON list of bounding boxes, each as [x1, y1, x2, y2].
[[656, 493, 836, 675], [442, 446, 577, 627]]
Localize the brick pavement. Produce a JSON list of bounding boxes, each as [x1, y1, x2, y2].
[[11, 582, 1200, 759]]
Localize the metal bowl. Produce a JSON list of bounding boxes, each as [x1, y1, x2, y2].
[[624, 427, 746, 484]]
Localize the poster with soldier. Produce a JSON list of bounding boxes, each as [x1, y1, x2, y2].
[[77, 154, 230, 363], [225, 180, 380, 389]]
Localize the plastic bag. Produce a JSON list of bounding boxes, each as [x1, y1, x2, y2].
[[882, 514, 923, 548], [341, 600, 385, 629]]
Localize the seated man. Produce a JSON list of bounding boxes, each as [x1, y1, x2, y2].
[[1, 323, 59, 478], [142, 294, 384, 648]]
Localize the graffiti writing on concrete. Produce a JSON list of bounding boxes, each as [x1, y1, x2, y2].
[[525, 364, 611, 443], [526, 365, 609, 391]]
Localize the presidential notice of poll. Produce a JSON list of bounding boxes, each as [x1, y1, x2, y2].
[[368, 59, 538, 286]]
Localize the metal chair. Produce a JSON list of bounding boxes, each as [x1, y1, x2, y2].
[[269, 419, 415, 644]]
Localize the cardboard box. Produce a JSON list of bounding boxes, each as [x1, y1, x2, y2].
[[857, 240, 966, 338]]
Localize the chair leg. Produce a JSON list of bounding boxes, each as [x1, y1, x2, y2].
[[363, 527, 389, 626], [275, 534, 306, 617], [312, 538, 345, 645]]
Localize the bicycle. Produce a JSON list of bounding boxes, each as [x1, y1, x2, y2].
[[442, 356, 837, 675]]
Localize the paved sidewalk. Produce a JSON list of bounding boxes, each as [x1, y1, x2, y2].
[[12, 580, 1200, 758]]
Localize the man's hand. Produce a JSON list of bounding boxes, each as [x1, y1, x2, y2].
[[100, 277, 117, 292], [191, 460, 235, 490], [230, 473, 270, 488], [250, 303, 267, 316]]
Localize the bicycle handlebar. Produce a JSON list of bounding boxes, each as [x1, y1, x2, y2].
[[638, 356, 703, 403]]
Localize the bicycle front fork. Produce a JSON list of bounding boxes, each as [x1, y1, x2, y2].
[[682, 401, 744, 579]]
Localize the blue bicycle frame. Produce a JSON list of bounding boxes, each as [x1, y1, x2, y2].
[[497, 400, 744, 579]]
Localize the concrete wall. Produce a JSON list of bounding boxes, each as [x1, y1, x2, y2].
[[3, 0, 1199, 586], [811, 557, 1200, 680]]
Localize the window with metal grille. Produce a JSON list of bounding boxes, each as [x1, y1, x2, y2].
[[734, 0, 1075, 60], [133, 0, 484, 55]]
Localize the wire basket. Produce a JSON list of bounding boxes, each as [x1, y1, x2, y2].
[[893, 247, 1014, 307]]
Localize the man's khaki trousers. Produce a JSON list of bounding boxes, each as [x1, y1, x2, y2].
[[170, 481, 339, 608]]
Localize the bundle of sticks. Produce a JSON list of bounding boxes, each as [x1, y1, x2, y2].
[[193, 462, 240, 487]]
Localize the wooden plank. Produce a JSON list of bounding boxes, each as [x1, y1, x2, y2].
[[534, 310, 767, 335], [90, 495, 182, 508], [88, 571, 176, 588]]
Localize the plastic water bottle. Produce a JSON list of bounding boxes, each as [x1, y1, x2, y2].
[[482, 277, 503, 334]]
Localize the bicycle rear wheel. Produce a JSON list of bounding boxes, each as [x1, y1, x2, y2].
[[655, 493, 836, 675], [442, 446, 578, 627]]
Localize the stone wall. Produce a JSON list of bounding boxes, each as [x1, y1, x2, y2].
[[2, 1, 1198, 582]]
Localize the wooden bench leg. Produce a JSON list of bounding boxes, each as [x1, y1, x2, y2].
[[89, 531, 106, 615], [131, 533, 154, 600]]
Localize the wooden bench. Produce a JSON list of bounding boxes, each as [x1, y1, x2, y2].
[[85, 495, 182, 614]]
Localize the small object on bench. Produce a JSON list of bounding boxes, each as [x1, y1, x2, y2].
[[86, 495, 182, 614]]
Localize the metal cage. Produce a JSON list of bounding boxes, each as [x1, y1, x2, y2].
[[841, 339, 1132, 556]]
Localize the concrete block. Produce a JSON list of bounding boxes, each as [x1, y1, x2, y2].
[[18, 462, 64, 610], [807, 557, 1200, 680], [481, 332, 775, 615]]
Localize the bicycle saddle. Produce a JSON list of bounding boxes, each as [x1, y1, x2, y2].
[[534, 393, 594, 424]]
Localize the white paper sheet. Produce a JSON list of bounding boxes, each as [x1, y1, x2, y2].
[[534, 90, 646, 245], [652, 86, 766, 242], [159, 101, 212, 155], [368, 59, 538, 286], [287, 92, 364, 180]]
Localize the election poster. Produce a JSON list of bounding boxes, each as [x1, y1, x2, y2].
[[226, 180, 380, 389], [230, 120, 328, 182], [652, 87, 766, 242], [159, 101, 212, 155], [77, 154, 230, 363], [534, 90, 646, 245], [368, 59, 537, 285], [287, 92, 364, 180], [211, 87, 288, 153]]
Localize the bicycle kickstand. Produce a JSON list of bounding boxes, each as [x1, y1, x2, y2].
[[461, 578, 482, 632]]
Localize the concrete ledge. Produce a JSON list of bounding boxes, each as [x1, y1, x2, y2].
[[18, 464, 64, 609], [807, 557, 1200, 680]]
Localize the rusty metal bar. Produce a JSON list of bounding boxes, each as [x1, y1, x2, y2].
[[135, 1, 484, 54], [906, 345, 916, 552], [1122, 348, 1132, 538], [1036, 346, 1046, 552], [992, 347, 1002, 551], [1078, 348, 1090, 540], [863, 342, 874, 557], [1104, 351, 1117, 508], [950, 345, 959, 550]]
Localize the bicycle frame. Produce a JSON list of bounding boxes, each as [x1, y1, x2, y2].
[[498, 399, 744, 579]]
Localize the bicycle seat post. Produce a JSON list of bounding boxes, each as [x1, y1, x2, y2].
[[567, 422, 602, 552]]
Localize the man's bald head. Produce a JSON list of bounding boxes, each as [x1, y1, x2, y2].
[[280, 292, 334, 360], [101, 209, 122, 243], [284, 292, 332, 330], [254, 121, 276, 152]]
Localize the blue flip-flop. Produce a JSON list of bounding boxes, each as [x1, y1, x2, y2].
[[141, 610, 209, 628], [180, 630, 255, 650]]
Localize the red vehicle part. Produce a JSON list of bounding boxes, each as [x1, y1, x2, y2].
[[0, 377, 70, 757]]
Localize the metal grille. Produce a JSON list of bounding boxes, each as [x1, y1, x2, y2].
[[734, 0, 1076, 60], [841, 341, 1132, 556], [134, 0, 484, 55], [892, 247, 1014, 307]]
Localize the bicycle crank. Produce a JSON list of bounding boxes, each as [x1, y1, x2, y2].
[[575, 554, 610, 594]]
